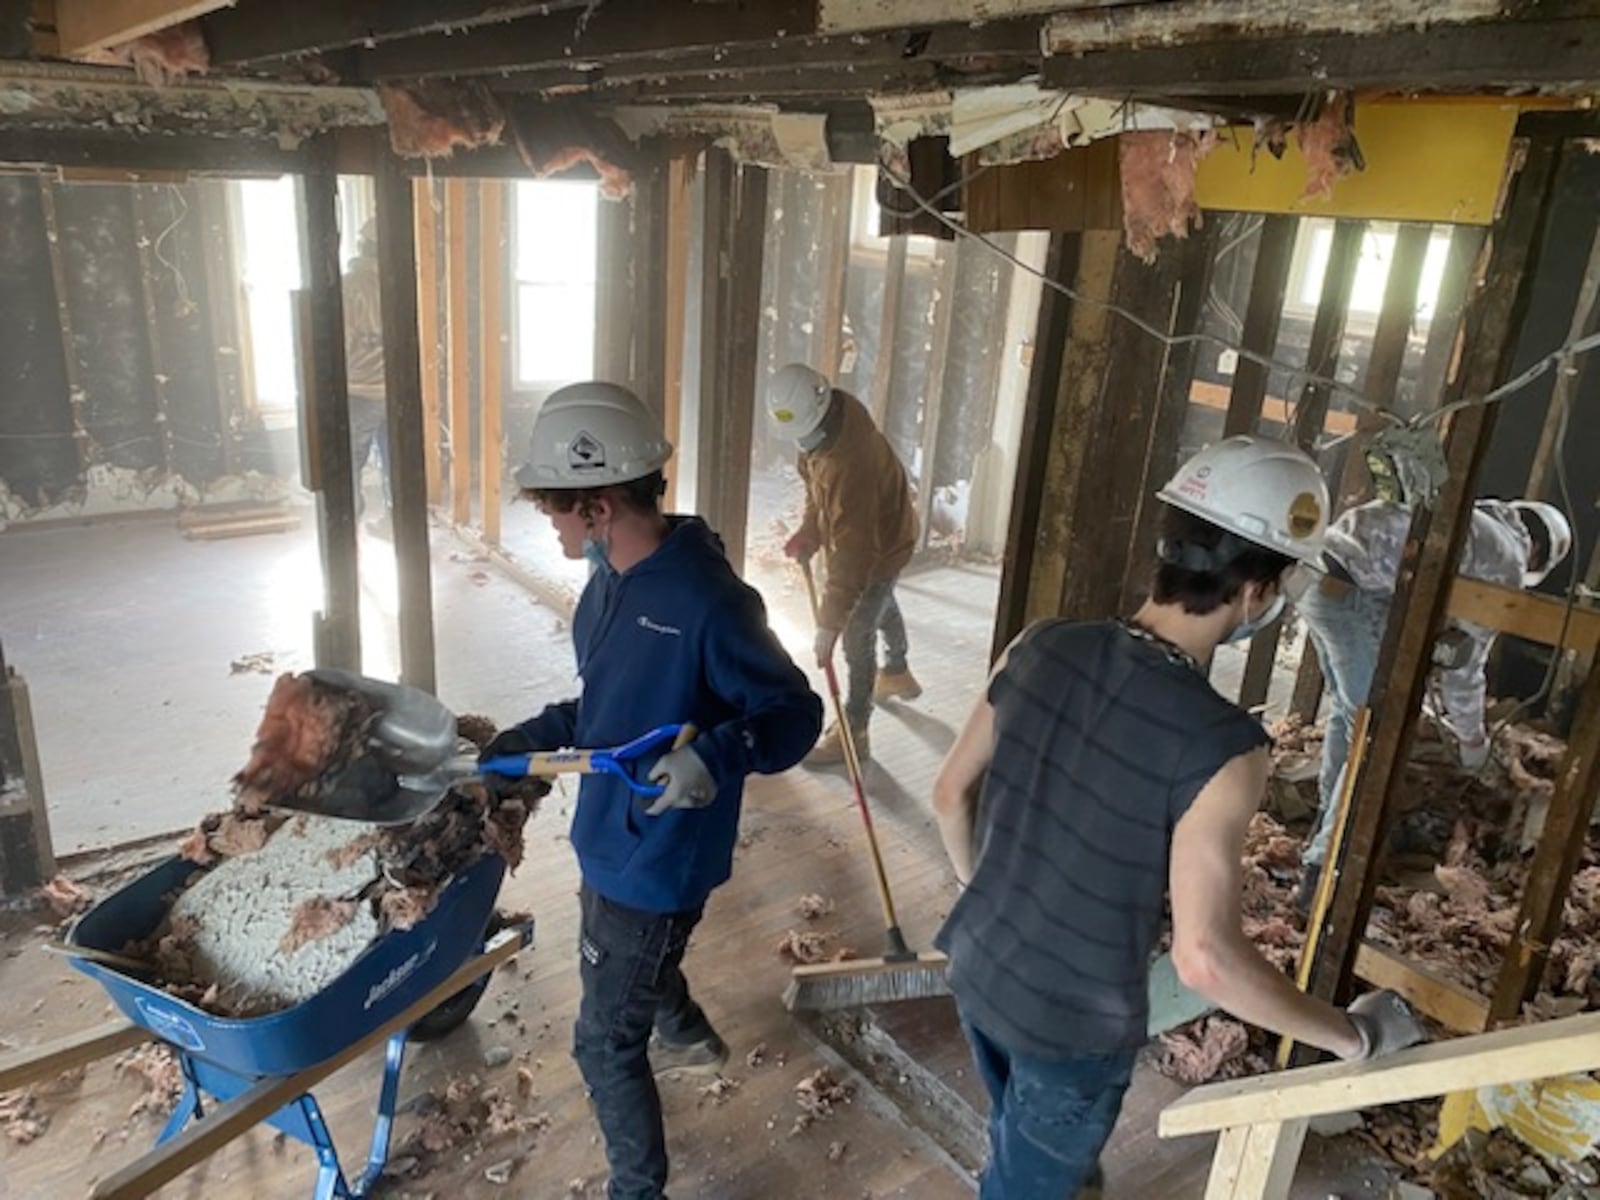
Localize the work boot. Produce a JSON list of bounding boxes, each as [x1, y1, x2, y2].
[[804, 721, 870, 767], [649, 1030, 729, 1078], [874, 667, 923, 702], [1295, 863, 1323, 918]]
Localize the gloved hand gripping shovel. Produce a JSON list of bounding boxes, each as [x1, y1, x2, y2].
[[272, 670, 694, 823]]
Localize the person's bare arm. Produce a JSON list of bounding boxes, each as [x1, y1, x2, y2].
[[932, 638, 1021, 884], [1169, 747, 1364, 1059]]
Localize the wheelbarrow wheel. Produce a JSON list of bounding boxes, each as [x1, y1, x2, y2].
[[409, 914, 504, 1043]]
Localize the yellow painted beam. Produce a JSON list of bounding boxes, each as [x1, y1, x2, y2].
[[1195, 100, 1522, 226]]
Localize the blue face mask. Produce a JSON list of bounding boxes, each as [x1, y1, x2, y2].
[[1225, 591, 1286, 644], [582, 534, 613, 575]]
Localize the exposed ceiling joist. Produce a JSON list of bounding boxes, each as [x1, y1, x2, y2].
[[490, 19, 1042, 99], [1042, 16, 1600, 95], [355, 0, 818, 81], [819, 0, 1119, 35], [55, 0, 235, 56], [202, 1, 588, 67]]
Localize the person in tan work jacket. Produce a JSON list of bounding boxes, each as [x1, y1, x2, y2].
[[766, 363, 919, 765], [344, 219, 391, 535]]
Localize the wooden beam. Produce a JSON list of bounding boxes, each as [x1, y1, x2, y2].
[[1297, 134, 1565, 1013], [1041, 17, 1600, 97], [1417, 225, 1489, 418], [412, 179, 443, 507], [868, 236, 908, 428], [1330, 221, 1433, 515], [693, 151, 766, 573], [444, 177, 471, 528], [593, 182, 635, 394], [1446, 578, 1600, 654], [89, 931, 524, 1200], [0, 1021, 148, 1094], [358, 0, 817, 81], [375, 140, 437, 693], [1525, 221, 1600, 502], [1163, 1009, 1600, 1139], [193, 180, 245, 479], [1204, 1119, 1308, 1200], [479, 179, 505, 547], [295, 168, 360, 673], [992, 233, 1079, 658], [1239, 218, 1362, 712], [1120, 223, 1219, 613], [1223, 216, 1297, 437], [1354, 942, 1489, 1035], [1490, 660, 1600, 1021], [130, 187, 176, 475], [914, 243, 958, 552], [56, 0, 234, 56], [203, 1, 574, 65], [815, 172, 854, 386], [658, 150, 693, 509], [35, 180, 88, 475]]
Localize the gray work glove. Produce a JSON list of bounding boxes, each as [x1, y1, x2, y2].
[[1343, 989, 1426, 1061], [645, 745, 716, 817]]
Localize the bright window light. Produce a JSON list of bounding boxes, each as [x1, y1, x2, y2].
[[1293, 219, 1453, 322], [513, 181, 598, 385], [235, 177, 303, 417]]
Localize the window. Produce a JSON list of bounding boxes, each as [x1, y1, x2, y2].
[[513, 181, 598, 386], [1289, 219, 1455, 325], [233, 176, 304, 420], [849, 164, 939, 258]]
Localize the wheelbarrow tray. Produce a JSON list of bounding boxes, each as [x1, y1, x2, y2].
[[67, 853, 505, 1078]]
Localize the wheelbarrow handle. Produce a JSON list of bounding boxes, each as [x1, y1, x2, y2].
[[477, 724, 698, 799]]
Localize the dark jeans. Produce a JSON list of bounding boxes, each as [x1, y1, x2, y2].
[[348, 392, 390, 517], [963, 1018, 1136, 1199], [843, 578, 907, 727], [573, 884, 714, 1200]]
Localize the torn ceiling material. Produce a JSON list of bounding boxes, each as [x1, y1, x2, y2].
[[1118, 129, 1217, 264], [505, 96, 638, 198], [378, 79, 505, 158], [947, 82, 1219, 164]]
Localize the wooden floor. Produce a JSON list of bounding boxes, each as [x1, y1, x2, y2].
[[0, 554, 1387, 1199]]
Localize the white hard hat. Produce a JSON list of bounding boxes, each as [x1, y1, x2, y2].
[[513, 381, 672, 490], [766, 363, 832, 441], [1510, 500, 1573, 587], [1158, 435, 1329, 564]]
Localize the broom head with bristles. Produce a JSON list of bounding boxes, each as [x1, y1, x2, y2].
[[783, 951, 951, 1012]]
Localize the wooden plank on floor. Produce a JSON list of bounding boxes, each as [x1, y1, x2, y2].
[[0, 1021, 148, 1093], [478, 180, 505, 547]]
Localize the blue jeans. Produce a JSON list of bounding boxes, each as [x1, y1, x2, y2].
[[573, 885, 714, 1200], [963, 1018, 1136, 1199], [843, 578, 906, 727], [1296, 579, 1390, 867]]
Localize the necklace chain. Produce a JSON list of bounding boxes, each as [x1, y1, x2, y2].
[[1118, 619, 1203, 675]]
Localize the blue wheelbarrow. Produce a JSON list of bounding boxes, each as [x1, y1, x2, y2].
[[61, 852, 529, 1200]]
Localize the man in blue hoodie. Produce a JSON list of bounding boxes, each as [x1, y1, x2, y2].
[[483, 382, 822, 1200]]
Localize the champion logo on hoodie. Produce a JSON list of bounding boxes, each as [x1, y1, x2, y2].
[[636, 614, 682, 637]]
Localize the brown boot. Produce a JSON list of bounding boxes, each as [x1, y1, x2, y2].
[[804, 721, 870, 767], [874, 667, 923, 702]]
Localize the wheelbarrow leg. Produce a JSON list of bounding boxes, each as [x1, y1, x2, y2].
[[299, 1093, 354, 1200], [352, 1031, 408, 1196], [155, 1054, 204, 1145]]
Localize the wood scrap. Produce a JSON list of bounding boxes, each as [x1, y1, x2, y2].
[[792, 1068, 854, 1135]]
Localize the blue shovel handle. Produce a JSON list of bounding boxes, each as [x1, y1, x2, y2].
[[478, 723, 695, 799]]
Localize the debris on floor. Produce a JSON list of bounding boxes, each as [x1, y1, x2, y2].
[[37, 875, 92, 919], [797, 893, 835, 921], [793, 1068, 855, 1134], [0, 1090, 45, 1144], [698, 1076, 741, 1105], [114, 1044, 183, 1121], [776, 929, 857, 965], [392, 1075, 550, 1175], [229, 651, 277, 675]]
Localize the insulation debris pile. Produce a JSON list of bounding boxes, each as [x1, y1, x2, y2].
[[120, 674, 542, 1016], [389, 1074, 551, 1178]]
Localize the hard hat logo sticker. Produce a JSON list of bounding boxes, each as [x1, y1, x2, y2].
[[569, 431, 607, 472], [1287, 491, 1322, 539]]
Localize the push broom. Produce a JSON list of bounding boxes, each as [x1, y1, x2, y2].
[[782, 558, 950, 1012]]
